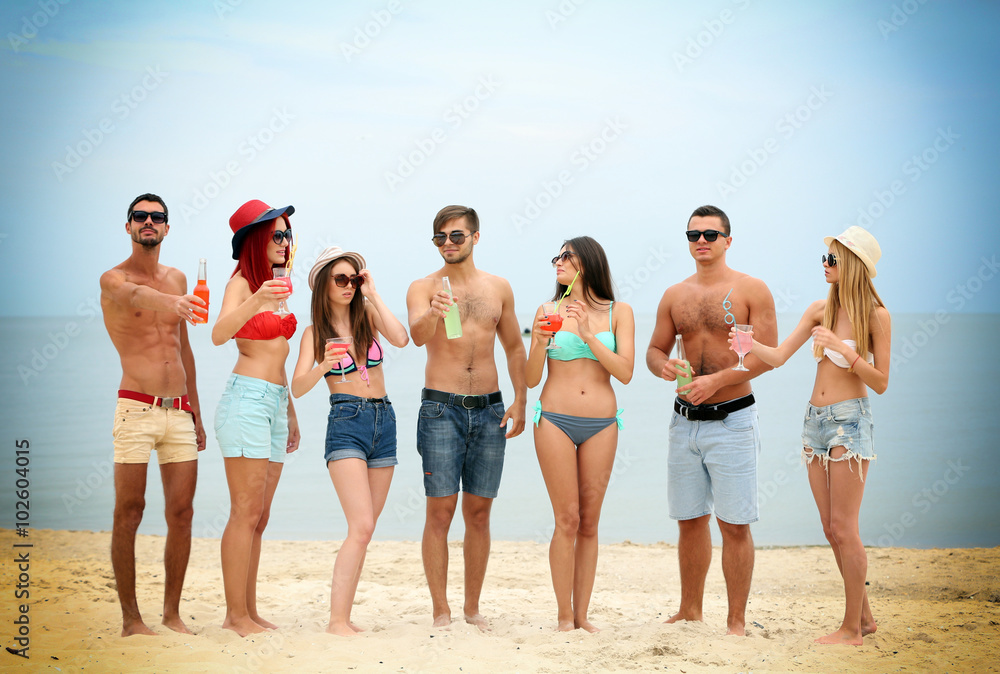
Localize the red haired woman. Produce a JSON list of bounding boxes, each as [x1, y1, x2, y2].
[[212, 200, 301, 636]]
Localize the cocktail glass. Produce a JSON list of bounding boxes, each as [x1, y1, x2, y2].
[[273, 267, 292, 316], [541, 302, 563, 350], [732, 324, 752, 371], [326, 337, 353, 383]]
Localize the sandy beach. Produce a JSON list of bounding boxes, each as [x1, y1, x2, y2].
[[1, 529, 997, 673]]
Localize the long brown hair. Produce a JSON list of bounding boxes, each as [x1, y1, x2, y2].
[[310, 257, 375, 364], [813, 239, 886, 360], [552, 236, 616, 308]]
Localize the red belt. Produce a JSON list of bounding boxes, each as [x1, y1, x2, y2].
[[118, 390, 194, 416]]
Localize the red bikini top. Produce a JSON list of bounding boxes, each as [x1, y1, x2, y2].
[[233, 312, 297, 341]]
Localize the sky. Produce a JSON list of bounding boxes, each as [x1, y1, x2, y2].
[[2, 0, 999, 319]]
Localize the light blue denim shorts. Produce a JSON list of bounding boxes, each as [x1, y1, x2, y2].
[[416, 392, 506, 498], [668, 403, 761, 525], [214, 374, 289, 463], [801, 397, 875, 466]]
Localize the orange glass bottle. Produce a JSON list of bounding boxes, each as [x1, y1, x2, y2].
[[193, 258, 209, 324]]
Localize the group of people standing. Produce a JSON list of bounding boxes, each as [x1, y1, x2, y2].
[[101, 195, 890, 647]]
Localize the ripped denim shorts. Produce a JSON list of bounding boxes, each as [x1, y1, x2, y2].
[[801, 397, 875, 469]]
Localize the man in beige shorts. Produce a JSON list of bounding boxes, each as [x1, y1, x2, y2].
[[100, 193, 207, 636]]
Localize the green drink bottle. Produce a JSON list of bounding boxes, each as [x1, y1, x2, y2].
[[675, 334, 692, 392], [442, 276, 462, 339]]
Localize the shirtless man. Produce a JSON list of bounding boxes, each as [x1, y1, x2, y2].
[[406, 205, 527, 629], [646, 205, 776, 636], [100, 193, 207, 636]]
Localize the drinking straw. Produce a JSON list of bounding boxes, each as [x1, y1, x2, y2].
[[554, 271, 580, 311], [285, 240, 298, 272]]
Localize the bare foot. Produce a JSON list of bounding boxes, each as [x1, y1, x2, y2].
[[814, 627, 863, 646], [250, 615, 278, 630], [861, 619, 878, 636], [121, 619, 157, 637], [161, 615, 192, 635], [326, 621, 357, 637], [575, 619, 600, 633], [556, 619, 576, 632], [432, 613, 451, 628], [664, 610, 702, 625], [464, 613, 490, 631], [349, 622, 365, 633], [222, 616, 267, 637], [726, 622, 746, 636]]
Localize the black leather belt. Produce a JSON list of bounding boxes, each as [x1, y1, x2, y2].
[[421, 388, 503, 409], [674, 393, 755, 421], [331, 396, 390, 405]]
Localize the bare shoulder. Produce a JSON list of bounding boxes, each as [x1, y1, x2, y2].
[[407, 275, 438, 295], [659, 277, 694, 305], [100, 265, 127, 291], [733, 271, 771, 296], [162, 265, 187, 292], [612, 300, 634, 316], [806, 298, 826, 319], [871, 305, 892, 332], [481, 271, 513, 296]]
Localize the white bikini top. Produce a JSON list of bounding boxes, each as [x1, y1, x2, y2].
[[815, 339, 874, 369]]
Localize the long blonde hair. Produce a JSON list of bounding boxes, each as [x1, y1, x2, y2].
[[813, 239, 886, 360]]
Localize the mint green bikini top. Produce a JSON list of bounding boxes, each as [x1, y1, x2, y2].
[[548, 301, 617, 361]]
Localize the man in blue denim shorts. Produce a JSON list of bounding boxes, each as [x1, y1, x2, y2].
[[646, 205, 777, 636], [406, 205, 527, 629]]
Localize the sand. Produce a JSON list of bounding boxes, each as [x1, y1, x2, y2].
[[1, 529, 998, 673]]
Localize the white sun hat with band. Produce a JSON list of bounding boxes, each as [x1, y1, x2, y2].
[[308, 246, 367, 291], [824, 225, 881, 278]]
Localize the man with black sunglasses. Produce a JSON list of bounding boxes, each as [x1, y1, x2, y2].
[[406, 204, 527, 630], [646, 204, 777, 637], [99, 193, 207, 636]]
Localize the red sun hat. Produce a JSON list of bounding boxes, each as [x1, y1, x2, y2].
[[229, 199, 295, 259]]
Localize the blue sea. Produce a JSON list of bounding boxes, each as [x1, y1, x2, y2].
[[1, 313, 998, 548]]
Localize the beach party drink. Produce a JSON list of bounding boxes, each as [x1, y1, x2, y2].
[[192, 258, 209, 324], [273, 267, 292, 316], [541, 301, 563, 350], [442, 276, 462, 339], [732, 324, 752, 371], [327, 337, 353, 384], [675, 334, 692, 391]]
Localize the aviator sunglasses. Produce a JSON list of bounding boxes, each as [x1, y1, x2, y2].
[[131, 210, 167, 224], [685, 229, 727, 243], [332, 273, 364, 289], [551, 251, 577, 267], [432, 231, 469, 247], [822, 253, 837, 267], [271, 229, 293, 245]]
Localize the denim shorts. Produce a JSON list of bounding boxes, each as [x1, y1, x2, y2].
[[801, 397, 875, 466], [214, 374, 289, 463], [325, 394, 398, 468], [668, 402, 761, 525], [416, 392, 507, 498]]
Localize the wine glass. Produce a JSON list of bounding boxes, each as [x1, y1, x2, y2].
[[272, 267, 292, 316], [732, 324, 752, 371], [541, 301, 563, 350], [326, 337, 353, 383]]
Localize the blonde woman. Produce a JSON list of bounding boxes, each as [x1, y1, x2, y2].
[[736, 226, 890, 645]]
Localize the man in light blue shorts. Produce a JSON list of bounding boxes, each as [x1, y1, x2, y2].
[[406, 205, 526, 630], [647, 205, 777, 636]]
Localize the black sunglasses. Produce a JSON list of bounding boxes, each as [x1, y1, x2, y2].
[[685, 229, 727, 243], [272, 229, 293, 245], [333, 273, 364, 289], [551, 251, 577, 267], [822, 253, 837, 267], [432, 231, 469, 247], [131, 210, 167, 224]]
